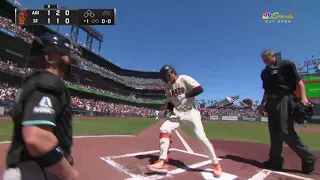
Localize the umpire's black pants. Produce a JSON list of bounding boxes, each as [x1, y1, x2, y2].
[[266, 95, 316, 164]]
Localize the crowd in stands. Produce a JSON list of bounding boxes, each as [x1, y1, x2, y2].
[[71, 96, 157, 116], [0, 16, 165, 90], [0, 16, 265, 118], [0, 60, 25, 74], [0, 81, 265, 117], [78, 59, 164, 89], [0, 82, 160, 116], [201, 107, 265, 117], [0, 60, 164, 103], [0, 82, 18, 101], [0, 16, 35, 43], [64, 81, 161, 102]]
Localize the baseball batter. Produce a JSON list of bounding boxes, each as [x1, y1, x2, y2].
[[147, 65, 222, 177]]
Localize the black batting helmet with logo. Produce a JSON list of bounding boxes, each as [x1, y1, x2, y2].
[[160, 65, 176, 82]]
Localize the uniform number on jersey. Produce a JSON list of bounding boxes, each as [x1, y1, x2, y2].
[[169, 87, 185, 97]]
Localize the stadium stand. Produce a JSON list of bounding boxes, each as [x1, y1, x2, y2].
[[0, 0, 262, 119]]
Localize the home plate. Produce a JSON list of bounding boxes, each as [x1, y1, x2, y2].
[[201, 169, 237, 180]]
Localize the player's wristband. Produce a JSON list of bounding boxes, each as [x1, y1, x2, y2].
[[34, 145, 64, 167]]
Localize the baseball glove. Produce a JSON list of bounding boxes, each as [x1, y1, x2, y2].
[[294, 101, 314, 127]]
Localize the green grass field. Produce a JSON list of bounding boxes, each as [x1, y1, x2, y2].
[[1, 118, 320, 150]]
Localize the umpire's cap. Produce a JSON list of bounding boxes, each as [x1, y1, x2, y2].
[[160, 65, 176, 82], [30, 33, 78, 56]]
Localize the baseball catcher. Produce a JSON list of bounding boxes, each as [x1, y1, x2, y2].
[[3, 33, 79, 180]]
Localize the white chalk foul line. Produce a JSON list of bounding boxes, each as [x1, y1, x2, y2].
[[106, 148, 213, 160], [102, 149, 220, 180], [0, 134, 135, 144], [271, 170, 314, 180], [101, 157, 170, 180], [108, 149, 161, 159], [248, 169, 314, 180], [124, 160, 214, 180], [75, 135, 135, 138], [170, 148, 212, 159], [248, 169, 272, 180], [175, 130, 194, 153], [169, 159, 212, 175], [100, 157, 145, 178]]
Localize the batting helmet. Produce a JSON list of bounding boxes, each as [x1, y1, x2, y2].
[[160, 65, 176, 82], [295, 101, 314, 127]]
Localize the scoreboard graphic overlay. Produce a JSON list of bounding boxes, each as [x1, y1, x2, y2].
[[15, 4, 116, 26]]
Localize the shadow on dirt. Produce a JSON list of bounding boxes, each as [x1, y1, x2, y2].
[[135, 154, 212, 175], [220, 154, 304, 174]]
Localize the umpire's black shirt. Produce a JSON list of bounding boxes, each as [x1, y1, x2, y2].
[[6, 70, 73, 167], [261, 60, 301, 95]]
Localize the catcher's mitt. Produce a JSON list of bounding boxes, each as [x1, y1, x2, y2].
[[295, 101, 314, 127]]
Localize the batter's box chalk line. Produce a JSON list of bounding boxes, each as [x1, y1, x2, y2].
[[201, 169, 238, 180], [100, 148, 227, 180], [248, 169, 315, 180], [100, 148, 315, 180]]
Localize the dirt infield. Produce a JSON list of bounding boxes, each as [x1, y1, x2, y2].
[[0, 120, 319, 179]]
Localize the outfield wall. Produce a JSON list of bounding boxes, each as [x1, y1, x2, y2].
[[208, 116, 320, 124]]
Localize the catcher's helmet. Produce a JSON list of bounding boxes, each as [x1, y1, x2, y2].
[[28, 33, 80, 74], [160, 65, 176, 82], [30, 33, 78, 56], [295, 101, 314, 127]]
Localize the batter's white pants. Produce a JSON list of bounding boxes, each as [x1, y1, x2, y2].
[[2, 162, 61, 180], [158, 108, 219, 164]]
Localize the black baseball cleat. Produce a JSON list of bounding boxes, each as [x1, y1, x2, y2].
[[302, 154, 318, 174], [263, 160, 283, 171], [302, 161, 316, 174]]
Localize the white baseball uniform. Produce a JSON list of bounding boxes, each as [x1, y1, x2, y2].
[[155, 110, 159, 121], [158, 75, 219, 164]]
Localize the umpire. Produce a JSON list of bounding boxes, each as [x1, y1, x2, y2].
[[258, 50, 317, 174], [2, 33, 79, 180]]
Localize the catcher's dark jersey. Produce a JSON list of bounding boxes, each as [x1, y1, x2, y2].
[[261, 60, 301, 95], [6, 70, 73, 167]]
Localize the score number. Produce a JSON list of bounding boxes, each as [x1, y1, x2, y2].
[[47, 10, 70, 24], [102, 19, 112, 24]]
